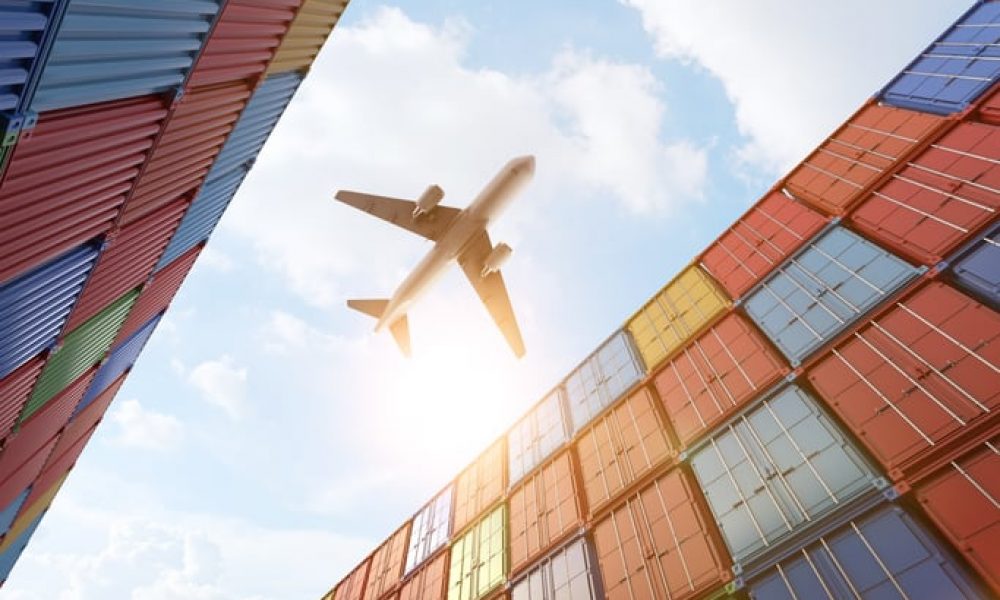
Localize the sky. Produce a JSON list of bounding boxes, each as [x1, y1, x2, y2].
[[4, 1, 972, 598]]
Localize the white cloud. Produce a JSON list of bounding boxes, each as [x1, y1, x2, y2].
[[188, 357, 248, 419], [197, 246, 235, 272], [110, 400, 184, 451]]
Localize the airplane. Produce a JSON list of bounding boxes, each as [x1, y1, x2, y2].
[[334, 155, 535, 358]]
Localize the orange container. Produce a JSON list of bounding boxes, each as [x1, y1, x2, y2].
[[364, 521, 411, 600], [399, 550, 449, 600], [334, 556, 371, 600], [452, 438, 506, 535]]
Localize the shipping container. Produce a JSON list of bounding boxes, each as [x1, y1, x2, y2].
[[76, 313, 162, 416], [399, 549, 449, 600], [0, 358, 44, 442], [116, 249, 201, 347], [33, 423, 96, 498], [0, 489, 30, 540], [688, 384, 885, 569], [453, 439, 505, 536], [653, 312, 789, 449], [29, 0, 224, 112], [849, 120, 1000, 266], [626, 265, 730, 372], [743, 504, 984, 599], [20, 288, 138, 421], [576, 386, 675, 515], [334, 556, 371, 600], [700, 191, 830, 300], [0, 95, 167, 284], [0, 0, 67, 115], [511, 537, 603, 600], [979, 84, 1000, 125], [448, 504, 506, 600], [742, 226, 921, 365], [266, 0, 348, 75], [59, 373, 126, 462], [807, 281, 1000, 486], [783, 104, 945, 216], [949, 221, 999, 308], [0, 435, 54, 510], [508, 451, 582, 574], [879, 1, 1000, 115], [364, 522, 411, 600], [6, 472, 65, 544], [564, 331, 644, 434], [0, 510, 42, 583], [406, 486, 454, 574], [592, 466, 732, 600], [507, 390, 568, 487], [0, 243, 99, 380]]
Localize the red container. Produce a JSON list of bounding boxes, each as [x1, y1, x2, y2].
[[63, 199, 188, 332], [55, 374, 127, 465], [24, 424, 97, 508], [452, 438, 506, 535], [0, 96, 169, 283], [121, 82, 252, 225], [364, 522, 411, 600], [399, 550, 448, 600], [592, 466, 732, 600], [0, 436, 55, 510], [784, 103, 946, 216], [334, 557, 371, 600], [652, 312, 789, 448], [700, 191, 829, 299], [807, 281, 1000, 486], [978, 85, 1000, 125], [0, 357, 44, 441], [849, 121, 1000, 266], [186, 0, 302, 88], [115, 244, 203, 345], [575, 386, 676, 515], [508, 450, 583, 574]]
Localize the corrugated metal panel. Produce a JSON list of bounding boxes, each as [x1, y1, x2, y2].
[[689, 384, 883, 568], [915, 437, 999, 596], [6, 471, 64, 545], [950, 221, 1000, 308], [448, 504, 507, 600], [592, 466, 732, 600], [0, 488, 30, 539], [742, 226, 921, 365], [22, 288, 138, 420], [626, 265, 731, 372], [0, 510, 42, 582], [0, 95, 168, 284], [0, 0, 67, 114], [576, 387, 675, 515], [744, 505, 983, 599], [783, 104, 945, 216], [406, 486, 453, 574], [507, 390, 568, 488], [116, 243, 201, 344], [30, 0, 224, 112], [508, 451, 582, 574], [265, 0, 348, 75], [59, 372, 125, 461], [76, 313, 161, 415], [453, 439, 505, 536], [399, 549, 449, 600], [849, 121, 1000, 265], [334, 556, 370, 600], [806, 281, 1000, 487], [701, 191, 829, 300], [653, 312, 790, 448], [879, 1, 1000, 115], [564, 331, 644, 434], [0, 435, 53, 509], [0, 357, 43, 442], [511, 537, 602, 600], [0, 243, 99, 380], [364, 521, 411, 600], [29, 424, 95, 502], [154, 167, 243, 268]]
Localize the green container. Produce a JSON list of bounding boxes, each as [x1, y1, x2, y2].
[[21, 288, 140, 421]]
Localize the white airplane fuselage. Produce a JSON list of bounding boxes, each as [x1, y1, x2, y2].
[[374, 155, 535, 332]]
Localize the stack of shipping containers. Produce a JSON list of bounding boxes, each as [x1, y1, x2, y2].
[[0, 0, 352, 585], [325, 3, 1000, 599]]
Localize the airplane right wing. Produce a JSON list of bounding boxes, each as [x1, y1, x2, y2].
[[457, 231, 525, 358], [335, 191, 461, 241]]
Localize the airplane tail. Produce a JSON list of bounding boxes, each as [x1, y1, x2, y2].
[[346, 299, 411, 357]]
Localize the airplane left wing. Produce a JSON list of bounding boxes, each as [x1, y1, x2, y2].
[[457, 231, 525, 358], [335, 191, 461, 241]]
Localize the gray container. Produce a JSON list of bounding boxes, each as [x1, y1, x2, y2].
[[507, 388, 569, 487], [404, 485, 452, 574], [512, 537, 603, 600], [565, 330, 644, 434]]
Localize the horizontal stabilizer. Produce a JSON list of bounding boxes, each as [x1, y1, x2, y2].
[[347, 299, 388, 319]]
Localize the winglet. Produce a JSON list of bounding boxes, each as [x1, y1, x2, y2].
[[346, 299, 388, 319], [388, 315, 411, 357]]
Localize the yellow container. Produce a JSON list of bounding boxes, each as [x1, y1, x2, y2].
[[448, 504, 507, 600], [0, 473, 68, 553], [267, 0, 351, 75], [625, 264, 730, 371]]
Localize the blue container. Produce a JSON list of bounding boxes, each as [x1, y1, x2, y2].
[[0, 0, 68, 121], [0, 510, 43, 582], [0, 243, 98, 380], [880, 1, 1000, 115], [29, 0, 223, 112], [154, 168, 244, 270], [949, 221, 999, 309], [564, 330, 644, 434], [507, 389, 568, 486], [74, 312, 161, 416], [742, 226, 921, 365], [0, 487, 29, 538]]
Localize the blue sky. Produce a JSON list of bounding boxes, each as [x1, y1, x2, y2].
[[5, 1, 971, 598]]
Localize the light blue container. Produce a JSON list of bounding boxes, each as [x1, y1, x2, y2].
[[0, 0, 68, 121], [507, 389, 568, 486], [564, 329, 644, 434], [0, 509, 43, 582], [949, 221, 1000, 309], [0, 487, 29, 538], [405, 485, 452, 574]]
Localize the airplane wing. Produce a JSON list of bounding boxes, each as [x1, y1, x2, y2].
[[335, 191, 461, 241], [457, 231, 525, 358]]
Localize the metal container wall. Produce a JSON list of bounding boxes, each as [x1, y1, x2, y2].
[[980, 85, 1000, 124], [29, 0, 223, 112], [783, 104, 945, 216], [0, 488, 30, 539], [63, 374, 125, 449], [76, 313, 162, 415], [364, 522, 411, 600], [511, 537, 602, 600], [575, 387, 675, 515], [626, 265, 731, 372], [0, 0, 66, 114], [0, 511, 42, 583], [154, 167, 244, 269], [807, 281, 1000, 486], [266, 0, 348, 75], [406, 486, 453, 574], [116, 244, 201, 344], [849, 120, 1000, 265], [592, 466, 732, 600], [447, 504, 506, 600], [7, 471, 65, 543], [688, 384, 883, 568], [0, 95, 167, 284], [879, 1, 1000, 115], [507, 390, 568, 487], [453, 439, 505, 536], [742, 226, 921, 365], [0, 358, 44, 441], [564, 331, 644, 434], [334, 556, 370, 600], [0, 436, 54, 509], [949, 221, 999, 308], [0, 243, 98, 380], [508, 451, 582, 573], [700, 191, 829, 300], [744, 505, 983, 599], [22, 288, 138, 420], [399, 550, 449, 600], [653, 312, 789, 448]]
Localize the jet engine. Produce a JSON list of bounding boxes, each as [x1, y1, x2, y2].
[[412, 184, 444, 218], [480, 243, 512, 277]]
